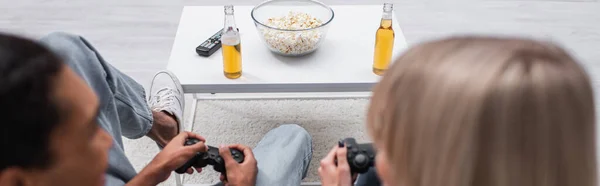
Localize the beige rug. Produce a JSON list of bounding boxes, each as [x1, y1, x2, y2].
[[124, 98, 372, 185]]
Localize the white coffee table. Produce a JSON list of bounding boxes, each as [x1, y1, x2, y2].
[[167, 5, 406, 186]]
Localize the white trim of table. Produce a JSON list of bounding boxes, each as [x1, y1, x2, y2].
[[183, 82, 376, 93]]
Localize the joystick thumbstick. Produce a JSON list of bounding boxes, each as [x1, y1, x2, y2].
[[185, 138, 200, 145], [353, 154, 369, 168], [342, 138, 376, 174]]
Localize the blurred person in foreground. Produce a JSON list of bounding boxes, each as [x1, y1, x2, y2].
[[0, 32, 311, 186], [319, 37, 597, 186]]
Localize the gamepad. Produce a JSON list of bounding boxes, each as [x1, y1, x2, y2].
[[341, 138, 376, 174], [175, 138, 245, 175]]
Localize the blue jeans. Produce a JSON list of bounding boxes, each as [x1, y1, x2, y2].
[[39, 32, 312, 186]]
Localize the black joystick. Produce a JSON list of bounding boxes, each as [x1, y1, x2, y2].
[[341, 138, 376, 174], [175, 138, 245, 176]]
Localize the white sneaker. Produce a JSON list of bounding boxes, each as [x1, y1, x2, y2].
[[148, 70, 184, 135]]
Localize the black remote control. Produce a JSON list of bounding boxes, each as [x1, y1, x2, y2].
[[196, 29, 224, 57]]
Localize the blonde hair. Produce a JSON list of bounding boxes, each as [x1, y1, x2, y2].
[[367, 37, 596, 186]]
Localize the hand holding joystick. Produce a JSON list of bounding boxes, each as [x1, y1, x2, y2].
[[175, 138, 245, 174]]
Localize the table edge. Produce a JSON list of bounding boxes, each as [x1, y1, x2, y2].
[[182, 82, 375, 93]]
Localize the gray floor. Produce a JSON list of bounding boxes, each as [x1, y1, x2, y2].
[[2, 0, 600, 185]]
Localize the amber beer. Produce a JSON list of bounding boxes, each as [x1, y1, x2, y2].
[[222, 41, 242, 79], [373, 3, 395, 75], [221, 5, 242, 79]]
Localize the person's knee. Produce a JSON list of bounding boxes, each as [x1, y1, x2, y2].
[[276, 124, 312, 142], [39, 32, 102, 71], [40, 32, 84, 49], [39, 32, 94, 59], [43, 32, 80, 40]]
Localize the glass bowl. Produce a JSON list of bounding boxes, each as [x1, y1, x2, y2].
[[251, 0, 334, 56]]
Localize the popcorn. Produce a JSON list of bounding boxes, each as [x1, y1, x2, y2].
[[262, 12, 324, 55]]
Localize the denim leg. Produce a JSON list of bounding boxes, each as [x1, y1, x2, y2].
[[40, 32, 153, 140], [39, 32, 153, 185], [355, 167, 382, 186], [253, 124, 313, 186], [212, 125, 311, 186]]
